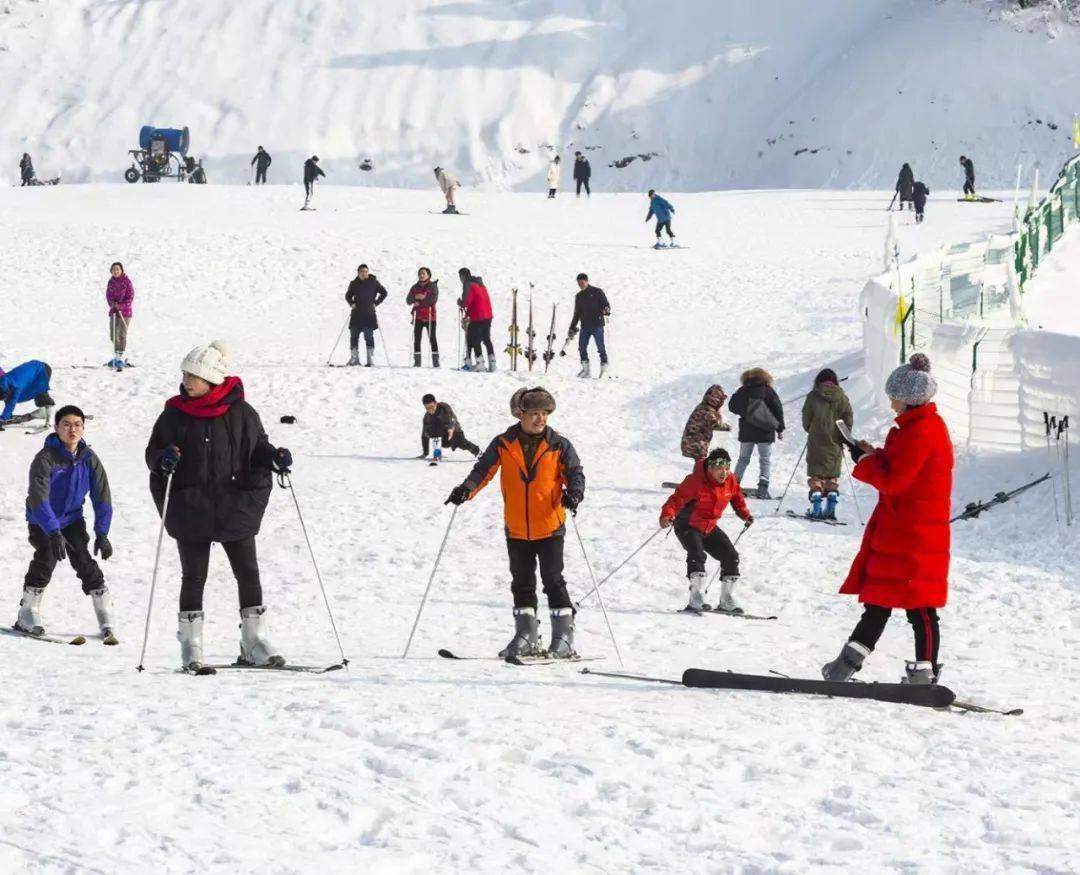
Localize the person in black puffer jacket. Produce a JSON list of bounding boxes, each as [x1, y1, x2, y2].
[[145, 340, 292, 672], [345, 264, 388, 366], [727, 367, 785, 498]]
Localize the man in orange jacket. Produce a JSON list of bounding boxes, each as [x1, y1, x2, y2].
[[446, 386, 585, 658]]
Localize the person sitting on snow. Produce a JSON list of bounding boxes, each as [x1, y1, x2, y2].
[[0, 359, 55, 423]]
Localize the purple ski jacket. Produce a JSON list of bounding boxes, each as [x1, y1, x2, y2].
[[106, 275, 135, 319]]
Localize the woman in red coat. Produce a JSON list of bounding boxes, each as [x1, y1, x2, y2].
[[822, 354, 953, 684]]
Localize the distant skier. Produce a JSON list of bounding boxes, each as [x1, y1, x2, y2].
[[681, 385, 731, 461], [573, 151, 591, 197], [444, 387, 585, 659], [420, 393, 480, 460], [251, 146, 272, 184], [15, 405, 116, 643], [895, 163, 915, 210], [303, 155, 324, 207], [0, 359, 55, 423], [800, 368, 853, 520], [727, 368, 785, 499], [959, 155, 976, 199], [105, 261, 134, 370], [406, 267, 440, 368], [144, 340, 293, 672], [822, 353, 953, 685], [20, 153, 34, 186], [646, 189, 676, 247], [567, 272, 610, 379], [912, 180, 930, 223], [660, 448, 754, 614], [546, 155, 561, 198], [434, 166, 460, 214], [458, 268, 495, 371], [345, 264, 387, 367]]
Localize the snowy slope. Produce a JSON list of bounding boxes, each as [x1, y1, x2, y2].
[[0, 184, 1076, 871], [3, 0, 1080, 191]]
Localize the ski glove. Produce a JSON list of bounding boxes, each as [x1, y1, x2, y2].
[[848, 444, 865, 463], [48, 531, 69, 562], [561, 490, 583, 513], [742, 516, 755, 527], [159, 445, 181, 475], [445, 484, 471, 506], [94, 534, 113, 561], [273, 447, 293, 473]]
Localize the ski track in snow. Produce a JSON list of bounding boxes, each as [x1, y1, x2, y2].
[[0, 185, 1077, 872]]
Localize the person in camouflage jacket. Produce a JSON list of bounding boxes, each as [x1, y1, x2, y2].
[[680, 385, 731, 459]]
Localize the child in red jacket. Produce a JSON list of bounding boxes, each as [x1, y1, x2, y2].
[[660, 448, 754, 613]]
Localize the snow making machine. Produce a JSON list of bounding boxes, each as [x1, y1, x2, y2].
[[124, 126, 207, 184]]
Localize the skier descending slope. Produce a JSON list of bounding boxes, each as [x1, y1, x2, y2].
[[660, 448, 754, 613], [680, 384, 731, 461], [420, 393, 480, 460], [145, 340, 294, 672], [801, 368, 852, 520], [444, 387, 585, 658], [568, 273, 611, 378], [822, 354, 953, 685], [646, 189, 676, 247], [345, 264, 387, 367], [105, 261, 134, 370], [16, 405, 117, 643]]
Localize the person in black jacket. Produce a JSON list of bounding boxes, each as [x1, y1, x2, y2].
[[727, 367, 785, 499], [144, 340, 293, 672], [573, 152, 591, 197], [420, 393, 480, 460], [895, 163, 915, 210], [567, 273, 610, 378], [960, 155, 976, 199], [20, 153, 34, 186], [912, 180, 930, 223], [345, 264, 388, 366], [251, 146, 272, 184], [303, 155, 324, 206]]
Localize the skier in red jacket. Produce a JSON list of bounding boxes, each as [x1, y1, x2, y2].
[[822, 354, 953, 685], [660, 448, 754, 613], [458, 268, 495, 372]]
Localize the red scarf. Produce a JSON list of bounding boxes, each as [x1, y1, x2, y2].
[[166, 376, 243, 418]]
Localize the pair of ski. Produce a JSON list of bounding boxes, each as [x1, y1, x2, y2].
[[506, 287, 540, 371], [438, 648, 600, 667], [679, 606, 777, 621], [2, 625, 117, 646], [181, 661, 344, 676], [785, 509, 847, 527]]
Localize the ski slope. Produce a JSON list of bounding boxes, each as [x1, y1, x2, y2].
[[0, 183, 1076, 871]]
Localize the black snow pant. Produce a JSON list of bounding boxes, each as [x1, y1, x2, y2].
[[674, 525, 739, 579], [914, 197, 927, 222], [963, 178, 975, 197], [177, 536, 263, 612], [655, 220, 674, 240], [422, 429, 479, 457], [413, 320, 439, 366], [25, 520, 105, 594], [506, 536, 572, 610], [850, 604, 941, 673], [304, 180, 314, 199], [255, 167, 267, 184], [350, 325, 375, 352], [576, 179, 590, 196], [466, 319, 494, 360]]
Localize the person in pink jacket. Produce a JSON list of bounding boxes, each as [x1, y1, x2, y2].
[[105, 262, 135, 370]]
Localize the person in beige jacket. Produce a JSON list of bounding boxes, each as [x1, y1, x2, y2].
[[434, 166, 460, 214]]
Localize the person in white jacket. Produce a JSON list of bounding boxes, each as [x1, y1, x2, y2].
[[546, 156, 561, 199], [434, 166, 460, 214]]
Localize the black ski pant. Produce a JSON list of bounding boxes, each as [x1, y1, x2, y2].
[[25, 520, 105, 594], [914, 197, 927, 222], [576, 179, 590, 196], [413, 320, 439, 365], [177, 536, 263, 612], [548, 188, 556, 198], [655, 220, 674, 240], [255, 167, 267, 184], [963, 178, 975, 197], [422, 429, 479, 457], [850, 604, 940, 671], [675, 525, 739, 578], [466, 319, 494, 360], [350, 325, 375, 351], [304, 180, 314, 199], [506, 536, 572, 610]]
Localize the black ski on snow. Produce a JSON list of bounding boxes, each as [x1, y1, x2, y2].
[[2, 626, 86, 645], [786, 510, 847, 526], [438, 648, 600, 665], [950, 473, 1051, 522], [678, 607, 778, 621]]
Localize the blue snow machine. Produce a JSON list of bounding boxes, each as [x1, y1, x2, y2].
[[124, 125, 206, 184]]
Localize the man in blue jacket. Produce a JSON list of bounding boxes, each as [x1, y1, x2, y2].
[[0, 359, 54, 422], [16, 405, 117, 643], [646, 190, 676, 248]]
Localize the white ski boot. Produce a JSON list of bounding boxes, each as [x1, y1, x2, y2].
[[15, 586, 46, 635], [177, 611, 206, 671], [238, 605, 286, 667], [547, 608, 577, 658], [685, 571, 711, 612], [714, 575, 743, 615], [577, 360, 591, 378], [902, 660, 936, 685], [89, 587, 118, 644], [598, 362, 610, 379], [347, 348, 360, 366], [365, 346, 375, 367], [498, 607, 541, 658], [461, 354, 474, 372], [821, 640, 871, 682], [487, 353, 496, 373]]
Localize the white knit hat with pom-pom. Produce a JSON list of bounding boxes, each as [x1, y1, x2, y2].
[[181, 340, 230, 385], [885, 353, 937, 406]]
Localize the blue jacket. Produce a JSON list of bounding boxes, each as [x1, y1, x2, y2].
[[25, 434, 113, 535], [0, 359, 51, 420], [646, 195, 674, 224]]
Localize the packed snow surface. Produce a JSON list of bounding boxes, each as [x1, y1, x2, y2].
[[0, 184, 1077, 872]]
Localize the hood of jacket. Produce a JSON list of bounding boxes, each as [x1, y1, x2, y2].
[[740, 367, 772, 387], [702, 384, 727, 409]]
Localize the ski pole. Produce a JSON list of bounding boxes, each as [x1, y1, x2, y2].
[[773, 437, 808, 516], [1062, 416, 1074, 527], [136, 471, 174, 672], [325, 315, 350, 366], [402, 506, 458, 658], [844, 457, 864, 525], [1045, 412, 1061, 523], [574, 527, 664, 607], [569, 513, 624, 668], [887, 190, 898, 211], [282, 472, 349, 666], [378, 326, 393, 368], [703, 521, 752, 596]]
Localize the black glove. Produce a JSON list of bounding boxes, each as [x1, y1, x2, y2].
[[445, 484, 471, 506], [273, 447, 293, 472], [848, 444, 865, 463], [561, 490, 583, 513], [94, 534, 113, 560], [743, 516, 755, 528], [159, 445, 181, 475], [48, 531, 68, 562]]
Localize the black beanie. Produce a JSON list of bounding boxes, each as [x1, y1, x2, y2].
[[422, 393, 436, 405]]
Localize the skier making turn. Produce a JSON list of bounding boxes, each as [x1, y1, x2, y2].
[[567, 273, 610, 378], [646, 189, 676, 247], [345, 264, 388, 367], [444, 387, 585, 659], [105, 261, 135, 370], [420, 394, 480, 460], [680, 384, 731, 461]]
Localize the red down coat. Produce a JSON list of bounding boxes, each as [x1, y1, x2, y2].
[[661, 460, 751, 534], [840, 403, 953, 609]]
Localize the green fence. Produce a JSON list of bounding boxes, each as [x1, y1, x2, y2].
[[1015, 153, 1080, 288]]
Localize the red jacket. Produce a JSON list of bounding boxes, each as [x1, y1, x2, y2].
[[460, 279, 493, 321], [407, 280, 438, 323], [661, 461, 750, 534], [840, 403, 953, 609]]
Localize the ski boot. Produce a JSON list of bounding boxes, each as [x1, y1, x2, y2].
[[486, 353, 496, 373], [667, 238, 678, 248], [685, 571, 711, 612], [713, 575, 743, 615], [824, 491, 839, 521], [547, 608, 577, 658], [902, 660, 936, 685], [89, 587, 118, 645], [432, 351, 441, 369], [577, 360, 591, 378], [461, 355, 474, 372], [598, 362, 610, 379], [413, 352, 422, 367], [653, 240, 665, 250], [15, 586, 46, 636], [498, 607, 541, 658], [808, 490, 824, 519], [347, 348, 360, 367], [366, 346, 375, 367], [756, 479, 771, 500], [177, 611, 206, 671], [821, 640, 871, 682], [238, 605, 286, 667]]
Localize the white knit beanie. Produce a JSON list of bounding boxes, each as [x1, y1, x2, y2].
[[885, 353, 937, 406], [181, 340, 229, 385]]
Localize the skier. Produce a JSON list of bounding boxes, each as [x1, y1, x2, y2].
[[420, 393, 480, 460], [444, 386, 585, 658], [406, 267, 440, 368], [0, 359, 55, 423], [646, 189, 676, 247], [15, 405, 116, 643], [19, 153, 34, 186], [573, 151, 591, 197], [458, 267, 495, 371], [895, 163, 915, 210], [303, 155, 324, 206], [567, 272, 610, 378], [959, 155, 976, 199], [822, 354, 953, 685], [681, 385, 731, 461], [912, 180, 930, 224], [660, 448, 754, 613], [434, 166, 460, 214], [105, 261, 134, 370], [345, 264, 387, 367], [144, 340, 293, 672], [546, 155, 561, 198], [727, 368, 785, 499], [251, 146, 272, 184], [800, 368, 853, 520]]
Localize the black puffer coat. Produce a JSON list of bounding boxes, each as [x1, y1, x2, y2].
[[728, 368, 785, 444], [346, 274, 388, 331]]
